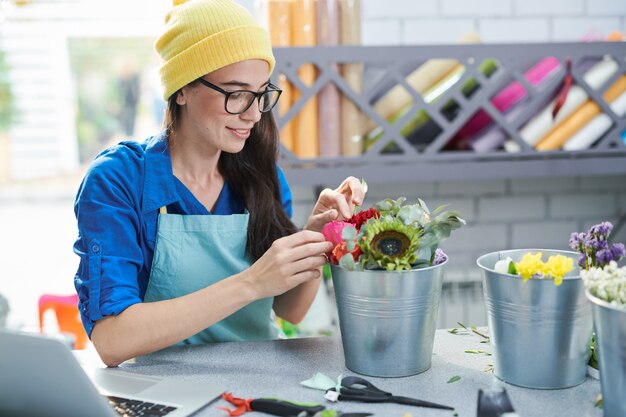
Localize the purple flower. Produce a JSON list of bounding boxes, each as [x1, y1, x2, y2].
[[433, 248, 447, 265], [610, 243, 626, 262], [585, 238, 608, 252], [589, 222, 613, 240], [596, 249, 614, 266], [571, 221, 623, 269], [569, 232, 586, 251]]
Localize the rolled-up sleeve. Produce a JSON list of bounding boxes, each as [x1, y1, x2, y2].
[[73, 144, 145, 337]]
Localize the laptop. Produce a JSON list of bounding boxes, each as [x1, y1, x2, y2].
[[0, 331, 224, 417]]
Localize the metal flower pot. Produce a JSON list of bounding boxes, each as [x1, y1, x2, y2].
[[330, 261, 446, 377], [586, 292, 626, 417], [477, 249, 592, 389]]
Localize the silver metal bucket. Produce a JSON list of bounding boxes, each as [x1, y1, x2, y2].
[[477, 249, 592, 389], [330, 261, 445, 377], [586, 292, 626, 417]]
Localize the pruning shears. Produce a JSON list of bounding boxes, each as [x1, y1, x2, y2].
[[220, 393, 371, 417]]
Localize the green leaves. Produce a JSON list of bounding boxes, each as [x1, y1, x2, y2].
[[338, 253, 357, 270], [447, 375, 461, 384], [594, 394, 603, 408], [507, 261, 518, 275], [342, 225, 357, 251], [464, 349, 491, 356]]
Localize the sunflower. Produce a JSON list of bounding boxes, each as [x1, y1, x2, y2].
[[359, 217, 421, 271]]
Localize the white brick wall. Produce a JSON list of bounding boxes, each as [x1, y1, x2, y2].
[[361, 20, 402, 45], [237, 0, 626, 44], [478, 18, 550, 42], [587, 0, 626, 15], [362, 0, 438, 18], [515, 0, 584, 17], [403, 19, 476, 44], [552, 17, 622, 41], [441, 0, 513, 17]]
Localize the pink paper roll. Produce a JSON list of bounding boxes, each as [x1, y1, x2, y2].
[[456, 57, 561, 143]]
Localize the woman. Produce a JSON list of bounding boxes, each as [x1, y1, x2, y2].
[[73, 0, 365, 367]]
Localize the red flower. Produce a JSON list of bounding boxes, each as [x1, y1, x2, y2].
[[329, 241, 363, 265], [347, 208, 380, 231]]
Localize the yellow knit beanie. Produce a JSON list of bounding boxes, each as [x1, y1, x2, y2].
[[155, 0, 276, 100]]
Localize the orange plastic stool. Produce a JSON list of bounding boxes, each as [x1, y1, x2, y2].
[[38, 293, 89, 350]]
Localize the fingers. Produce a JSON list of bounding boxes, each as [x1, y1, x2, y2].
[[313, 177, 367, 221], [272, 231, 332, 263], [338, 176, 365, 207], [304, 209, 339, 232], [290, 268, 323, 285], [320, 188, 352, 219]]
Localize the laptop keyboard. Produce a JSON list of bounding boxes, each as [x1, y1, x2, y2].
[[107, 396, 178, 416]]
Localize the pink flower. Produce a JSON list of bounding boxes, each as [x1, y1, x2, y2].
[[321, 220, 352, 247]]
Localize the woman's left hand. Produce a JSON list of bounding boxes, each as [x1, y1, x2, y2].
[[304, 176, 367, 232]]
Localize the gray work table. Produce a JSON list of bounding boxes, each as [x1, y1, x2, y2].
[[106, 330, 602, 417]]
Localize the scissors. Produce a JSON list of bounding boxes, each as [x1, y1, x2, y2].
[[221, 392, 371, 417], [327, 376, 454, 411]]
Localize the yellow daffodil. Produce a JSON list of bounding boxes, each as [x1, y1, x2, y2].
[[543, 254, 574, 286], [515, 252, 545, 282], [513, 252, 574, 285]]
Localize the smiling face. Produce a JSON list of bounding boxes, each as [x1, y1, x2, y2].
[[175, 59, 271, 155]]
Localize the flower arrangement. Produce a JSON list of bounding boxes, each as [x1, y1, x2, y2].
[[494, 252, 575, 286], [572, 221, 626, 306], [322, 190, 465, 272]]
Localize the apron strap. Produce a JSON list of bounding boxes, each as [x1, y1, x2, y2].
[[159, 206, 167, 214]]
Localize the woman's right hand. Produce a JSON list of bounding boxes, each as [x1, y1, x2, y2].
[[242, 230, 333, 299]]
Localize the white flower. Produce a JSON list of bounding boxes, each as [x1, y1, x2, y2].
[[582, 261, 626, 306], [494, 257, 514, 274]]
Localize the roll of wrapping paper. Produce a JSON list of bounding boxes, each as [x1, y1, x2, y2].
[[562, 89, 626, 151], [536, 74, 626, 151], [469, 105, 527, 152], [563, 88, 626, 151], [317, 0, 341, 157], [292, 0, 319, 158], [364, 64, 464, 149], [450, 56, 561, 149], [365, 32, 481, 133], [259, 0, 294, 151], [365, 59, 498, 151], [339, 0, 363, 156], [514, 58, 619, 148]]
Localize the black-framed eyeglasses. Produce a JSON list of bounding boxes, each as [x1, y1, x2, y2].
[[196, 78, 282, 115]]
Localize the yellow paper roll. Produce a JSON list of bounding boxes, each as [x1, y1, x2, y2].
[[317, 0, 341, 157], [339, 0, 363, 156], [259, 0, 295, 151], [365, 32, 481, 132], [292, 0, 318, 158], [341, 64, 364, 156], [603, 74, 626, 103], [535, 101, 601, 151]]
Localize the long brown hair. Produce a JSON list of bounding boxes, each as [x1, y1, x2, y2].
[[163, 92, 298, 261]]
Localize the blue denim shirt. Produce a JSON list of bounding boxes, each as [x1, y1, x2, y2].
[[73, 130, 293, 337]]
